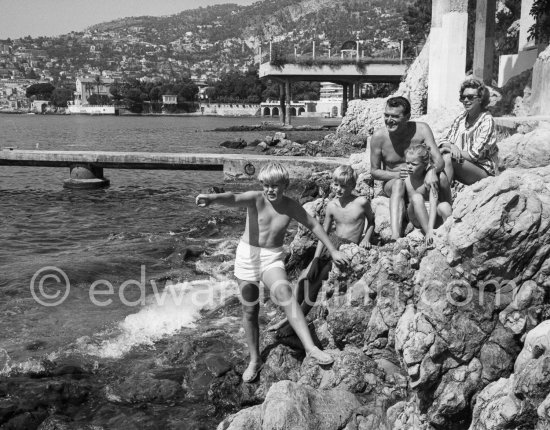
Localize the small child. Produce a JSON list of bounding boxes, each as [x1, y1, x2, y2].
[[195, 162, 349, 382], [404, 144, 452, 246], [268, 165, 375, 335]]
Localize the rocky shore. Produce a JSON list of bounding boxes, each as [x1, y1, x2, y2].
[[216, 122, 550, 430]]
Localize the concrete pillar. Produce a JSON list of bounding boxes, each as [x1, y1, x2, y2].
[[285, 80, 292, 126], [428, 0, 468, 113], [530, 46, 550, 115], [354, 83, 361, 98], [342, 84, 348, 116], [279, 83, 285, 125], [63, 164, 110, 189], [473, 0, 496, 84], [519, 0, 536, 52]]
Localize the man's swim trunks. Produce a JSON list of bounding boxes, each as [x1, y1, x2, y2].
[[234, 240, 285, 282]]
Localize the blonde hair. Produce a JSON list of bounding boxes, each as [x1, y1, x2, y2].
[[332, 165, 357, 187], [405, 144, 431, 167], [258, 162, 290, 186]]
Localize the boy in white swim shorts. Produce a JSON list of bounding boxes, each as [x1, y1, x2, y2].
[[234, 241, 285, 282], [196, 162, 349, 382]]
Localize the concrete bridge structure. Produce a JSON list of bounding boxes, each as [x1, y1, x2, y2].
[[0, 148, 348, 189], [259, 60, 407, 125]]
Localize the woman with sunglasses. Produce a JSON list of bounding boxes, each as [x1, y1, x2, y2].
[[439, 78, 499, 188]]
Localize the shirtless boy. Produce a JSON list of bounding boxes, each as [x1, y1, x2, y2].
[[370, 96, 445, 240], [404, 144, 452, 246], [268, 165, 374, 335], [196, 162, 349, 382]]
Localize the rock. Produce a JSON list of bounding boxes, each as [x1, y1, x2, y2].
[[272, 132, 286, 143], [220, 138, 247, 149], [216, 405, 262, 430], [370, 197, 392, 241], [256, 142, 268, 151], [218, 380, 362, 430], [108, 373, 182, 404], [285, 198, 327, 277], [223, 144, 550, 430], [514, 320, 550, 374], [247, 139, 261, 147], [498, 122, 550, 169], [469, 322, 550, 430]]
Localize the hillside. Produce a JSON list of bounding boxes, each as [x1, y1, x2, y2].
[[0, 0, 423, 85]]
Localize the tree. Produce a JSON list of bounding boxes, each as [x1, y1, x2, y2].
[[26, 83, 55, 100], [529, 0, 550, 43], [50, 88, 74, 107], [87, 94, 111, 105], [402, 0, 431, 56]]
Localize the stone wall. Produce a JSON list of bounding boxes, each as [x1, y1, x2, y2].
[[199, 103, 260, 116]]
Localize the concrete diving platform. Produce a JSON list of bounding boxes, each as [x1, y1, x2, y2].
[[0, 149, 348, 189]]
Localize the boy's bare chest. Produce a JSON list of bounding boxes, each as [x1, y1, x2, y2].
[[332, 203, 363, 223], [257, 204, 291, 229]]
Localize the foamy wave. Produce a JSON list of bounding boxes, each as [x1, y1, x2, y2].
[[78, 278, 238, 359], [0, 348, 57, 376]]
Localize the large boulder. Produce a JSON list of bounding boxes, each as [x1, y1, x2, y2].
[[469, 321, 550, 430], [217, 380, 362, 430], [498, 121, 550, 170]]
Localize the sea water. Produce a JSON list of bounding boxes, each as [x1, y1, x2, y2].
[[0, 114, 329, 373]]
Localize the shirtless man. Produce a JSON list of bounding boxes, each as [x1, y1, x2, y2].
[[370, 96, 445, 240]]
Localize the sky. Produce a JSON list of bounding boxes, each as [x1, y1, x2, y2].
[[0, 0, 257, 39]]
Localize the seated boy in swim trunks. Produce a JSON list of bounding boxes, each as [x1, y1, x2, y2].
[[404, 144, 452, 246], [195, 162, 349, 382], [267, 165, 375, 335]]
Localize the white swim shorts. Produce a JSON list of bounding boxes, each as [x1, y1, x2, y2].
[[234, 240, 285, 282]]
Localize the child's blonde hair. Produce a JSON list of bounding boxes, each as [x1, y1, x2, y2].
[[405, 144, 431, 167], [332, 165, 357, 188], [258, 162, 290, 186]]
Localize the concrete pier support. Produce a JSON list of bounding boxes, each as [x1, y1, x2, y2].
[[342, 83, 348, 116], [279, 83, 286, 125], [473, 0, 496, 84], [285, 80, 292, 126], [63, 164, 110, 189], [428, 0, 468, 113]]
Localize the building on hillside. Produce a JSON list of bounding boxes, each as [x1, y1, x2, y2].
[[162, 95, 177, 105], [73, 76, 115, 105]]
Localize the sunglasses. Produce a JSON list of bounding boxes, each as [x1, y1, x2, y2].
[[460, 94, 479, 102]]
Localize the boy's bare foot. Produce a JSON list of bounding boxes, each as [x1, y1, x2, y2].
[[242, 360, 264, 383], [306, 347, 334, 365], [266, 318, 288, 332]]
